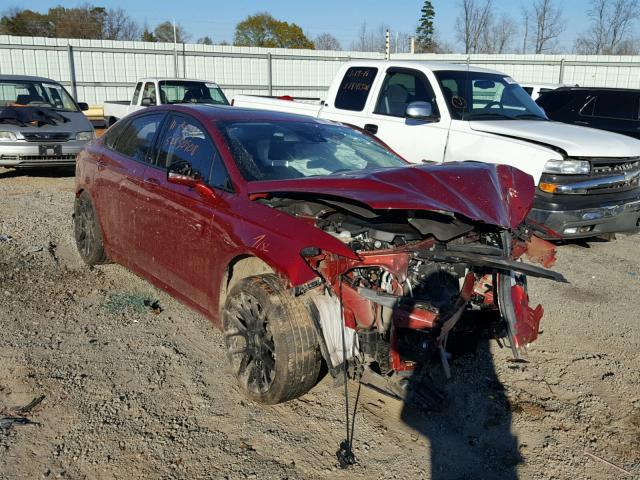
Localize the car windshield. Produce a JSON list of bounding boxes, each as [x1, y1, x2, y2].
[[219, 120, 407, 181], [0, 80, 78, 112], [434, 71, 548, 121], [159, 81, 229, 105]]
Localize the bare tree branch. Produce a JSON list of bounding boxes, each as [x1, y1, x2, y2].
[[530, 0, 565, 53], [575, 0, 640, 54]]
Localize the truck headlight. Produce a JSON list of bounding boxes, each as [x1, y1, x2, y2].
[[543, 159, 590, 175], [0, 131, 17, 142], [76, 131, 95, 141]]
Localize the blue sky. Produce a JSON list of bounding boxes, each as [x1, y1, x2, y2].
[[12, 0, 592, 51]]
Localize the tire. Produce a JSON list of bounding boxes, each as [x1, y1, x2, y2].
[[73, 191, 108, 266], [222, 274, 322, 404]]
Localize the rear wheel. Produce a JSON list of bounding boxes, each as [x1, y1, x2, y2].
[[222, 274, 321, 404], [74, 191, 108, 266]]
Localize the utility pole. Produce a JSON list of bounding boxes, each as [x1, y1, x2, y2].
[[410, 37, 416, 54], [173, 19, 178, 77], [385, 29, 390, 60]]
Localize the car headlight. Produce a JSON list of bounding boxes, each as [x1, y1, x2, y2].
[[0, 131, 17, 142], [76, 131, 95, 141], [543, 159, 590, 175]]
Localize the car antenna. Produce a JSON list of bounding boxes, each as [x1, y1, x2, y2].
[[335, 276, 361, 469]]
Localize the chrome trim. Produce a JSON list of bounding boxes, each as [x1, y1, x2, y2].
[[556, 169, 640, 194]]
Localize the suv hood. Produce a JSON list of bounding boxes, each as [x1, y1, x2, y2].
[[469, 120, 640, 157], [247, 162, 535, 230]]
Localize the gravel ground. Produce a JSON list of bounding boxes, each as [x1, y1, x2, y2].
[[0, 168, 639, 480]]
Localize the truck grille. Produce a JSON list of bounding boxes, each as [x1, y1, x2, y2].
[[590, 157, 640, 176], [22, 132, 71, 142]]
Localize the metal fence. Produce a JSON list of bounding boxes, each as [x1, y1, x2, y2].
[[4, 35, 640, 106]]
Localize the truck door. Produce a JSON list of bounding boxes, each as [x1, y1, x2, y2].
[[364, 68, 449, 163]]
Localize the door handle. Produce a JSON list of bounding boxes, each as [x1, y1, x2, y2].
[[144, 177, 160, 186], [364, 123, 378, 134]]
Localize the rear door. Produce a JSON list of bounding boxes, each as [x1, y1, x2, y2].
[[95, 112, 165, 259], [139, 113, 234, 310], [364, 67, 449, 163]]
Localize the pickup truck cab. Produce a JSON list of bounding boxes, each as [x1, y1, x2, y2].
[[234, 60, 640, 239], [103, 78, 228, 126]]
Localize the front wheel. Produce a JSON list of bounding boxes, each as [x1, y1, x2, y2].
[[222, 274, 321, 404]]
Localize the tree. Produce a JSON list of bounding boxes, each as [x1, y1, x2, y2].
[[153, 21, 190, 43], [48, 4, 106, 39], [102, 8, 140, 41], [416, 0, 436, 52], [141, 24, 156, 42], [481, 16, 517, 53], [351, 22, 389, 52], [574, 0, 640, 54], [455, 0, 492, 54], [197, 36, 213, 45], [0, 8, 51, 36], [527, 0, 565, 53], [234, 12, 314, 49], [314, 33, 341, 50]]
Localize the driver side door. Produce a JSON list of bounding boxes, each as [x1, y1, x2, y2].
[[365, 68, 450, 163]]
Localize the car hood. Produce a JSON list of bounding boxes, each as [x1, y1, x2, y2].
[[469, 120, 640, 157], [247, 162, 535, 230]]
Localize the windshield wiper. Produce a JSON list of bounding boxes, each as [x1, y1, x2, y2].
[[466, 112, 514, 120], [513, 113, 547, 120]]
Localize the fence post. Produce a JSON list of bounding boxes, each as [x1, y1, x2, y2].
[[559, 58, 565, 83], [67, 44, 78, 101], [182, 43, 186, 78], [267, 52, 273, 96]]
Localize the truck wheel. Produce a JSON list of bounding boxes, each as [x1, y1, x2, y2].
[[73, 191, 108, 266], [222, 274, 321, 404]]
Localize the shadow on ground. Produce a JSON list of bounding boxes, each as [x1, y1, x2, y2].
[[0, 167, 75, 179], [400, 319, 521, 480]]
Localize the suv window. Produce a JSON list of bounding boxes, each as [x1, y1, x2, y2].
[[374, 69, 438, 117], [582, 92, 638, 120], [131, 82, 142, 105], [156, 114, 232, 191], [113, 113, 164, 162], [142, 82, 156, 105], [334, 67, 378, 112]]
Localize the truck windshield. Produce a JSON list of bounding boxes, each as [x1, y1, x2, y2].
[[434, 71, 547, 121], [159, 81, 229, 105], [219, 120, 406, 181], [0, 80, 78, 112]]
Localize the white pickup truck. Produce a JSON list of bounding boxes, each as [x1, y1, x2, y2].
[[234, 60, 640, 239], [103, 77, 228, 126]]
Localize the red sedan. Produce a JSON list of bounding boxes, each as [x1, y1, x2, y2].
[[74, 105, 563, 404]]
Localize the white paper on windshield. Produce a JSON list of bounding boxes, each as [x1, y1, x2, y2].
[[504, 77, 517, 84], [205, 83, 218, 88], [42, 83, 62, 90]]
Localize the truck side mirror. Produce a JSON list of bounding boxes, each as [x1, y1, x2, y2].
[[141, 97, 155, 107], [406, 101, 439, 121]]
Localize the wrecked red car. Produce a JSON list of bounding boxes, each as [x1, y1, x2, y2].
[[74, 105, 564, 404]]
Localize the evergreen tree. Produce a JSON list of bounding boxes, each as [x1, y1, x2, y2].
[[415, 0, 436, 52]]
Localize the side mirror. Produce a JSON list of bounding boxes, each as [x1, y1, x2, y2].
[[78, 102, 89, 111], [405, 101, 439, 121], [167, 169, 217, 201], [141, 97, 155, 107]]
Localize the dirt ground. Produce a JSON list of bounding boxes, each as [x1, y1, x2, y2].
[[1, 168, 639, 480]]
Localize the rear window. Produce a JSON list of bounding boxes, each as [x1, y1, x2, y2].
[[536, 91, 574, 113], [334, 67, 378, 112]]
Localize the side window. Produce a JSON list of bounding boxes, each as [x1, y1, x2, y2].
[[334, 67, 378, 112], [157, 115, 232, 190], [142, 82, 156, 105], [131, 82, 142, 105], [522, 87, 533, 96], [113, 113, 164, 162], [588, 93, 637, 120], [374, 70, 438, 117], [103, 119, 129, 150]]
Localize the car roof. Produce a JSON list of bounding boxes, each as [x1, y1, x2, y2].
[[138, 77, 220, 85], [141, 104, 333, 123], [0, 74, 60, 83], [343, 59, 503, 75], [554, 86, 640, 93]]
